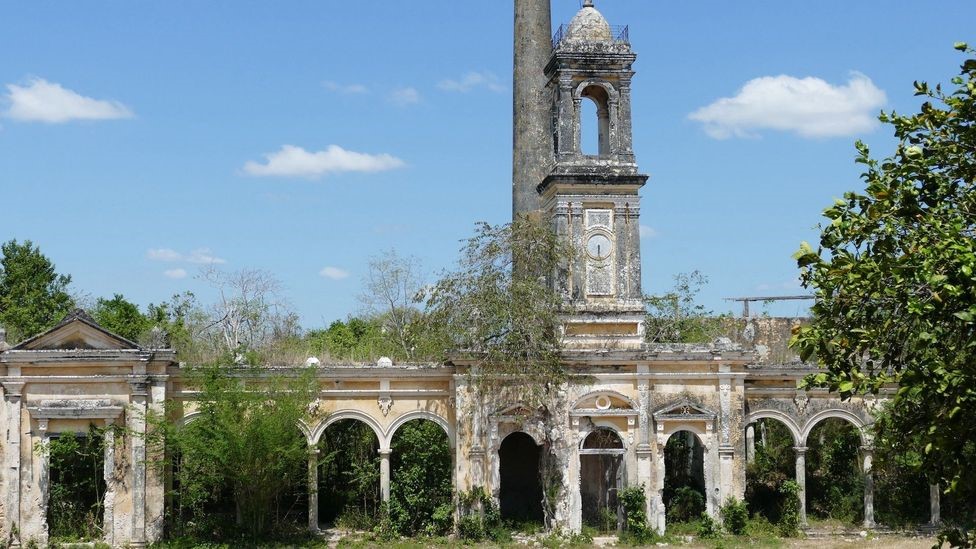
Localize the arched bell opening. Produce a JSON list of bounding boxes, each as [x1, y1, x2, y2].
[[579, 84, 611, 156], [580, 428, 625, 534]]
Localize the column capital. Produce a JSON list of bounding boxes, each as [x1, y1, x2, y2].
[[378, 449, 392, 457], [860, 445, 875, 453], [1, 381, 25, 397], [793, 446, 808, 455]]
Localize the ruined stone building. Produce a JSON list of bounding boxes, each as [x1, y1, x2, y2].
[[0, 1, 942, 547]]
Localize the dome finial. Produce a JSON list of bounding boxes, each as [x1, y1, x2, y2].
[[583, 0, 594, 7]]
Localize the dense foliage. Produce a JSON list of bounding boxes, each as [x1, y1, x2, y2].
[[806, 418, 864, 523], [618, 485, 654, 544], [792, 45, 976, 515], [745, 419, 795, 522], [317, 419, 381, 529], [388, 420, 453, 536], [46, 429, 107, 541], [719, 497, 748, 535], [0, 239, 74, 342], [153, 364, 316, 541], [645, 271, 725, 344]]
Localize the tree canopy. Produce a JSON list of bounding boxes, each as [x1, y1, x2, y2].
[[0, 239, 74, 341], [793, 44, 976, 516]]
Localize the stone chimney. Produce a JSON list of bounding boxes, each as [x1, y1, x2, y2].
[[512, 0, 553, 218]]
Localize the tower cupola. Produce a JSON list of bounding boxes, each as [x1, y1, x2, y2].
[[563, 1, 613, 43]]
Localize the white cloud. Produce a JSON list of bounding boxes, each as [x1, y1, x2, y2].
[[389, 87, 421, 106], [689, 72, 886, 139], [323, 81, 368, 94], [243, 144, 405, 179], [147, 248, 226, 265], [4, 77, 133, 123], [163, 268, 188, 280], [639, 225, 659, 239], [319, 266, 350, 280], [438, 71, 505, 93]]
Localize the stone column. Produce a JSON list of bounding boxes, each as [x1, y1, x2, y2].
[[308, 448, 320, 533], [37, 419, 49, 548], [861, 446, 875, 528], [653, 432, 667, 534], [745, 425, 755, 463], [3, 382, 24, 544], [793, 446, 807, 525], [130, 380, 149, 547], [379, 449, 391, 503], [929, 484, 941, 526], [103, 419, 117, 547], [636, 373, 653, 522]]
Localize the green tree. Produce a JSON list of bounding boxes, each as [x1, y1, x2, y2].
[[0, 239, 74, 341], [152, 363, 317, 541], [92, 294, 149, 343], [422, 217, 573, 529], [389, 420, 453, 536], [645, 271, 724, 344], [792, 44, 976, 539]]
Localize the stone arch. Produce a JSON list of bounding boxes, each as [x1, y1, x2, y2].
[[571, 390, 638, 412], [573, 79, 619, 102], [801, 409, 870, 446], [744, 409, 802, 446], [177, 411, 203, 427], [311, 410, 387, 449], [387, 410, 454, 449], [661, 425, 707, 447]]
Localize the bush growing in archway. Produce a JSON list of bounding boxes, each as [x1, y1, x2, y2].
[[388, 419, 453, 536]]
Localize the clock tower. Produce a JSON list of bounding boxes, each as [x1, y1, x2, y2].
[[541, 0, 648, 349]]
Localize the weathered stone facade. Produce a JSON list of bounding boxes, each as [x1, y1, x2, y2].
[[0, 2, 935, 547]]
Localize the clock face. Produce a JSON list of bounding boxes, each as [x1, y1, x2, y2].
[[586, 234, 612, 261]]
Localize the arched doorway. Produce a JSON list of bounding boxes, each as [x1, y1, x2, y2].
[[663, 430, 706, 524], [388, 419, 453, 536], [580, 428, 625, 533], [744, 418, 796, 522], [806, 418, 864, 524], [498, 432, 543, 524], [316, 419, 381, 528]]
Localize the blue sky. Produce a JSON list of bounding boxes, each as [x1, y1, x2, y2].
[[1, 1, 973, 327]]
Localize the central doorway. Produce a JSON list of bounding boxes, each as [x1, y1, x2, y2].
[[580, 428, 624, 533], [498, 432, 543, 523]]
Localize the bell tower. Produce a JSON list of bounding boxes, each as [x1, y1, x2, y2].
[[541, 0, 648, 348]]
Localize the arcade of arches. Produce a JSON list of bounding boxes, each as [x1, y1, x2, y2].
[[0, 314, 945, 546]]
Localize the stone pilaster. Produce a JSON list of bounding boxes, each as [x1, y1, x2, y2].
[[929, 484, 941, 526], [379, 449, 391, 502], [794, 446, 807, 525], [102, 418, 117, 548], [861, 446, 875, 528], [129, 380, 149, 547], [308, 448, 320, 533], [2, 382, 24, 546]]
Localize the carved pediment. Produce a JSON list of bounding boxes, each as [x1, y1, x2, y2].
[[653, 400, 716, 420], [492, 404, 536, 419], [13, 309, 140, 351]]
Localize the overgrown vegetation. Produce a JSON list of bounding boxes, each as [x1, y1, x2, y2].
[[151, 363, 317, 542], [46, 428, 107, 542], [792, 44, 976, 545]]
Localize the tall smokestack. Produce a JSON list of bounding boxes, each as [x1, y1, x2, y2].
[[513, 0, 553, 218]]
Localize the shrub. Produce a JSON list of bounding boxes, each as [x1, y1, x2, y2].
[[778, 480, 802, 537], [720, 497, 748, 535], [668, 486, 705, 523], [696, 511, 720, 539], [619, 485, 656, 544]]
